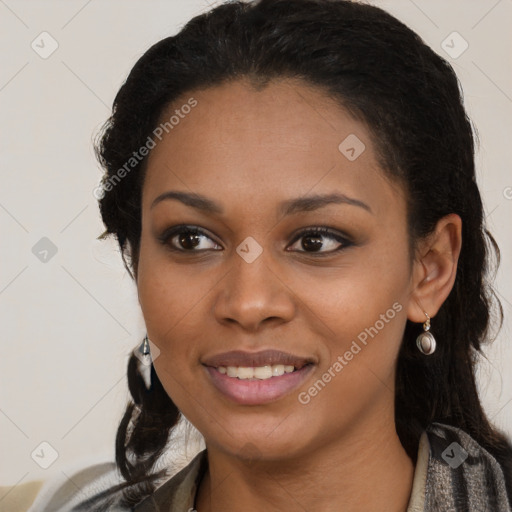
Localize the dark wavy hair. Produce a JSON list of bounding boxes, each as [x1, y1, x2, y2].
[[93, 0, 512, 505]]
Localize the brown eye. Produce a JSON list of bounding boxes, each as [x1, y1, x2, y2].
[[288, 227, 352, 254], [158, 225, 222, 252]]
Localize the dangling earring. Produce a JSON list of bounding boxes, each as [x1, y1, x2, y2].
[[416, 312, 436, 355], [135, 335, 153, 389], [141, 335, 151, 357], [136, 335, 152, 362]]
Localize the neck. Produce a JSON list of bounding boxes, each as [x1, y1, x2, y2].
[[195, 414, 415, 512]]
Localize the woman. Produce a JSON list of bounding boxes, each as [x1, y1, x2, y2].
[[28, 0, 512, 510]]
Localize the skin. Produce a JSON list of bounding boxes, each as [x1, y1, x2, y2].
[[135, 78, 462, 511]]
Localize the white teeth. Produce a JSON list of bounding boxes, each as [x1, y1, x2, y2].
[[227, 366, 238, 378], [218, 364, 299, 380], [253, 366, 272, 379], [237, 367, 255, 379], [272, 364, 285, 376]]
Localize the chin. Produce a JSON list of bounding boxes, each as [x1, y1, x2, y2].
[[201, 412, 316, 461]]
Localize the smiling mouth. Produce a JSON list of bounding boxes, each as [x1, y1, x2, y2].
[[215, 363, 311, 380], [201, 349, 316, 405], [204, 363, 315, 405]]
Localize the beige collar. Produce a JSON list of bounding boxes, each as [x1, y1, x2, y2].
[[406, 430, 429, 511]]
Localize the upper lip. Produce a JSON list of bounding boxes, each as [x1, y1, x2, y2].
[[202, 349, 315, 369]]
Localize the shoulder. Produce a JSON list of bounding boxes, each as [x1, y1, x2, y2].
[[26, 460, 128, 512], [26, 451, 207, 512], [423, 422, 512, 511]]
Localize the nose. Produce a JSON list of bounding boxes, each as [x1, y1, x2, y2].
[[213, 252, 296, 332]]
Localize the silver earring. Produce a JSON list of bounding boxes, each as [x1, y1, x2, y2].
[[136, 335, 153, 389], [416, 313, 436, 355], [141, 335, 151, 357], [136, 335, 152, 362]]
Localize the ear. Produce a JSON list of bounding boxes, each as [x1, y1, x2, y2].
[[407, 213, 462, 323]]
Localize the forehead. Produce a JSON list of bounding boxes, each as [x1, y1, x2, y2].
[[142, 78, 404, 220]]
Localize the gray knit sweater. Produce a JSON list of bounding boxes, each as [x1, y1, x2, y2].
[[28, 422, 512, 511]]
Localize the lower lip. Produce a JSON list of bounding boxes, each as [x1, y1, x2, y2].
[[204, 365, 314, 405]]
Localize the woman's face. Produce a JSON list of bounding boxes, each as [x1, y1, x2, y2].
[[137, 78, 415, 460]]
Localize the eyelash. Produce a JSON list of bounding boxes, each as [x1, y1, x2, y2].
[[158, 224, 353, 256]]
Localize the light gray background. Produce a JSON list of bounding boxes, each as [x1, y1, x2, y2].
[[1, 0, 511, 489]]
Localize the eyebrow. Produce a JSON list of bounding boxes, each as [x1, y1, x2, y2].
[[150, 191, 372, 215]]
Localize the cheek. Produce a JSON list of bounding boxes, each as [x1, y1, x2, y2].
[[136, 238, 219, 409], [285, 237, 410, 401], [136, 232, 211, 338], [137, 267, 204, 414], [284, 243, 409, 340], [290, 264, 408, 436]]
